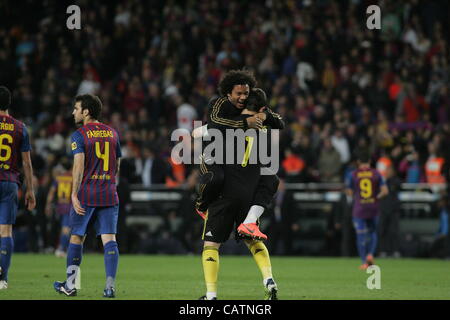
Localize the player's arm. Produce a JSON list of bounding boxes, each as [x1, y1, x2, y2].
[[377, 183, 389, 199], [115, 134, 122, 180], [376, 173, 389, 199], [45, 184, 56, 216], [207, 98, 262, 130], [116, 158, 121, 179], [344, 174, 354, 201], [21, 150, 36, 211], [345, 188, 353, 197], [261, 108, 285, 130], [71, 152, 86, 215]]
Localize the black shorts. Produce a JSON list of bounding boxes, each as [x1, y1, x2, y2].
[[202, 196, 251, 243], [201, 165, 265, 243], [253, 174, 280, 209]]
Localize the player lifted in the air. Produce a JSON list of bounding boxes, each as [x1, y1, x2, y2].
[[54, 94, 121, 298], [0, 86, 36, 290], [345, 150, 388, 270]]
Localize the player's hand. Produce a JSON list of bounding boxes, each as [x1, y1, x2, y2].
[[71, 194, 86, 215], [255, 112, 267, 121], [246, 116, 263, 129], [25, 190, 36, 211]]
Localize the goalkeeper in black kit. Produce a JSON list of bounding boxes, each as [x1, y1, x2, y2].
[[194, 86, 284, 240]]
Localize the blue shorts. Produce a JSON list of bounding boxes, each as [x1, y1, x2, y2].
[[353, 216, 379, 234], [0, 181, 18, 225], [60, 214, 70, 228], [69, 204, 119, 236]]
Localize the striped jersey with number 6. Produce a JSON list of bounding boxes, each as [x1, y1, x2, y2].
[[0, 114, 31, 183], [71, 122, 121, 206]]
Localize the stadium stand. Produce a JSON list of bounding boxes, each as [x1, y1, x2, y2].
[[1, 0, 449, 256]]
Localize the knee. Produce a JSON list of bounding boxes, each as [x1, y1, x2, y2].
[[203, 241, 220, 250], [70, 234, 84, 245], [0, 224, 13, 237], [101, 234, 117, 245]]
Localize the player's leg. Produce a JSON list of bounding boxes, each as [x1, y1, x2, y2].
[[56, 214, 71, 257], [199, 199, 233, 300], [353, 217, 369, 269], [195, 157, 224, 217], [0, 224, 13, 289], [366, 216, 380, 265], [54, 205, 93, 296], [200, 241, 221, 300], [238, 174, 279, 240], [0, 181, 18, 289], [244, 239, 278, 300], [96, 205, 119, 298]]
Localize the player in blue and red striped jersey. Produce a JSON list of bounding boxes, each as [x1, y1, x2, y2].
[[0, 86, 36, 290], [345, 150, 388, 270], [45, 157, 73, 258], [54, 94, 121, 298]]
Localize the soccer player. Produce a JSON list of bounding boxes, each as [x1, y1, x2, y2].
[[345, 151, 388, 270], [193, 88, 284, 241], [0, 86, 36, 290], [54, 94, 121, 298], [194, 70, 263, 218], [197, 72, 279, 300], [45, 157, 73, 257], [236, 88, 284, 240]]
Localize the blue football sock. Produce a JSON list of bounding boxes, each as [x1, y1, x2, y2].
[[66, 243, 83, 289], [0, 237, 14, 281], [104, 241, 119, 289], [367, 231, 378, 256], [356, 232, 367, 264], [59, 234, 70, 251]]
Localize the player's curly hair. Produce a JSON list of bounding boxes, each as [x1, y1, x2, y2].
[[218, 69, 257, 96], [245, 88, 267, 112]]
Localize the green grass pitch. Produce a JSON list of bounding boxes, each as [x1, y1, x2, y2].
[[0, 254, 449, 300]]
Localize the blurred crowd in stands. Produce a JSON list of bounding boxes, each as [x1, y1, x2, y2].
[[0, 0, 449, 255]]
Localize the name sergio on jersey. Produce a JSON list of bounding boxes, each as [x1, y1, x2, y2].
[[86, 129, 114, 139], [0, 122, 14, 131]]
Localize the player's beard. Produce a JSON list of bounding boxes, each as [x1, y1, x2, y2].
[[74, 116, 83, 125]]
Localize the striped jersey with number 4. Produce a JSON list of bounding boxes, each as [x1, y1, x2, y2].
[[71, 123, 121, 206], [0, 114, 31, 183]]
